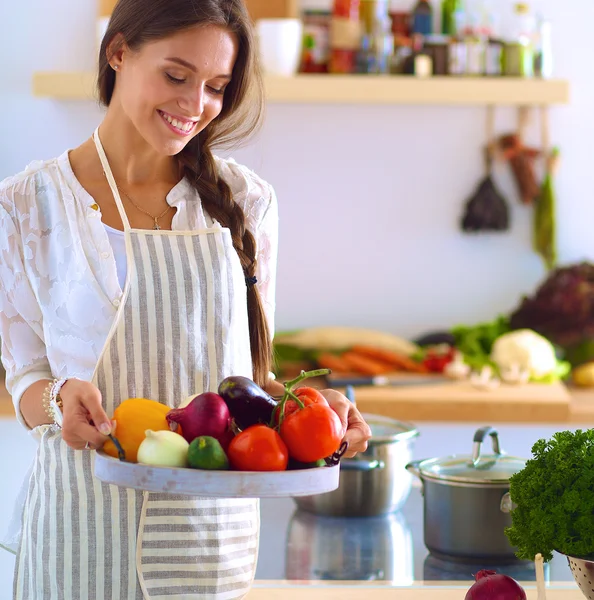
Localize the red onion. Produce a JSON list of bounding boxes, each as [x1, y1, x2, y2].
[[167, 393, 232, 448], [465, 570, 527, 600]]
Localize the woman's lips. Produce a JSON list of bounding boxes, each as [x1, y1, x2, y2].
[[158, 109, 197, 137]]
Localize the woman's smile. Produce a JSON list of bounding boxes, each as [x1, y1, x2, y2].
[[157, 109, 198, 136]]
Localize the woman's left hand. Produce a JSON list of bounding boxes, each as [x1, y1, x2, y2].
[[319, 389, 372, 458]]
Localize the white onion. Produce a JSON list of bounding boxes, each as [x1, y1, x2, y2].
[[137, 429, 189, 468]]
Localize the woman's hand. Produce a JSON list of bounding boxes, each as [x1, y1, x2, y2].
[[60, 379, 114, 451], [319, 389, 372, 458]]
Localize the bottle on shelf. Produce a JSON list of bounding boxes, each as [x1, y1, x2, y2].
[[502, 2, 536, 77], [329, 0, 362, 73], [403, 34, 433, 77], [411, 0, 433, 36], [441, 0, 464, 36], [534, 16, 553, 78]]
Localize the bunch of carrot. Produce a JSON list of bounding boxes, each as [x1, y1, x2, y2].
[[317, 345, 428, 376]]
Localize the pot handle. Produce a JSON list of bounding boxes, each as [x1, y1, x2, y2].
[[472, 426, 503, 465], [341, 459, 385, 472], [500, 492, 517, 514], [405, 460, 422, 479]]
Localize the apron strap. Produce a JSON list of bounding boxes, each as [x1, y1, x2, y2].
[[93, 128, 131, 231]]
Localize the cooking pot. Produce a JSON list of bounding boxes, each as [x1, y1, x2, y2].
[[406, 426, 527, 563], [285, 509, 414, 584], [293, 414, 419, 517]]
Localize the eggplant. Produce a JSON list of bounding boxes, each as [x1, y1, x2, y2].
[[414, 331, 456, 347], [218, 376, 278, 430]]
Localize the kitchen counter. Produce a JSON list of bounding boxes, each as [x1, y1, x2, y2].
[[3, 381, 594, 423], [246, 586, 584, 599], [255, 487, 574, 588]]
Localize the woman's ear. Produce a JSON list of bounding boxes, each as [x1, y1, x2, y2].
[[106, 32, 129, 69]]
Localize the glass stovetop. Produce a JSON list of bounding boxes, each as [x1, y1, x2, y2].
[[255, 486, 573, 586]]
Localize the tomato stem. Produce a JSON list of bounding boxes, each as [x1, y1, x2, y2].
[[284, 368, 331, 391]]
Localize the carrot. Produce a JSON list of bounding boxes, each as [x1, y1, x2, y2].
[[350, 345, 429, 373], [316, 353, 352, 373], [340, 352, 395, 376]]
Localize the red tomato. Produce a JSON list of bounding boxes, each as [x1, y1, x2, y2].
[[280, 403, 343, 463], [228, 425, 289, 472], [274, 387, 328, 425]]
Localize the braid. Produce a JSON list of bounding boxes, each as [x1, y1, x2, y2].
[[179, 135, 272, 387]]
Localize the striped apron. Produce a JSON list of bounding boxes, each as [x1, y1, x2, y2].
[[13, 129, 260, 599]]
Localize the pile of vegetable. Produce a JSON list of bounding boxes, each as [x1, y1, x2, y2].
[[273, 327, 420, 378], [505, 429, 594, 562], [103, 368, 345, 472], [509, 262, 594, 367]]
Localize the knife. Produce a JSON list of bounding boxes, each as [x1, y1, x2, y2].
[[328, 375, 452, 388]]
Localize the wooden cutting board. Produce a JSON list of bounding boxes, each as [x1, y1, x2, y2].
[[336, 375, 572, 423]]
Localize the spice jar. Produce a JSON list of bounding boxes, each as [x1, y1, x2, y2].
[[300, 10, 332, 73], [330, 0, 362, 73], [424, 34, 449, 75]]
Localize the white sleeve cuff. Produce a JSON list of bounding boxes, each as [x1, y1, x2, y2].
[[8, 369, 53, 431]]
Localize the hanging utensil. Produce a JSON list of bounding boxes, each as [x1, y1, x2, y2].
[[533, 106, 559, 271], [461, 105, 510, 233]]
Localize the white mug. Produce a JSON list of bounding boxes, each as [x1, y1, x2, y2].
[[256, 18, 304, 77]]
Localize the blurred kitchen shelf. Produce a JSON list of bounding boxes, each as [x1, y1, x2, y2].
[[33, 71, 570, 105]]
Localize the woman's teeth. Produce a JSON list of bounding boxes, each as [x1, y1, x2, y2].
[[160, 111, 195, 133]]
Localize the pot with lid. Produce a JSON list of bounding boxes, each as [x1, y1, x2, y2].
[[406, 426, 527, 563], [293, 413, 419, 517]]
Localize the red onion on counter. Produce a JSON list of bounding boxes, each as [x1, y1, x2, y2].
[[465, 570, 527, 600]]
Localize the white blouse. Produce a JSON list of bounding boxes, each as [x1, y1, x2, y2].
[[0, 151, 278, 430]]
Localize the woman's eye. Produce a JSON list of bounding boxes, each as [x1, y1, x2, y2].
[[166, 73, 185, 85], [207, 86, 225, 95]]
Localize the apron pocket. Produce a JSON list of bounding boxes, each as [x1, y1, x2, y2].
[[136, 493, 259, 600]]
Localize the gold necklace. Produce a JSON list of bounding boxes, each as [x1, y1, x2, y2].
[[119, 188, 173, 230]]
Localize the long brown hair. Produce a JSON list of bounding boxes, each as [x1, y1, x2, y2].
[[97, 0, 272, 387]]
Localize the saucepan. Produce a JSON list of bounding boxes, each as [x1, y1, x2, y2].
[[406, 426, 527, 563], [293, 387, 419, 517]]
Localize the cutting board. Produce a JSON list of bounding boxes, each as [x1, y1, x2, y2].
[[336, 374, 572, 423]]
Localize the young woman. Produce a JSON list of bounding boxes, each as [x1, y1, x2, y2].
[[0, 0, 371, 597]]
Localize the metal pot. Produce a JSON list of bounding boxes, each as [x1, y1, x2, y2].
[[293, 413, 419, 517], [285, 509, 414, 584], [406, 426, 527, 563]]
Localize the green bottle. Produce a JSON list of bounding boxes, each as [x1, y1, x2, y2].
[[441, 0, 463, 36]]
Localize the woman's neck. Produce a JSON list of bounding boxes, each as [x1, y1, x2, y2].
[[98, 108, 180, 187]]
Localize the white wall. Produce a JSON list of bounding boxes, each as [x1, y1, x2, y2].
[[1, 1, 592, 339]]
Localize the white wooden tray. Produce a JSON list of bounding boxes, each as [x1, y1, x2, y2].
[[93, 451, 340, 498]]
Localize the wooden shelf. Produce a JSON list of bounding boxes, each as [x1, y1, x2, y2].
[[32, 71, 570, 105]]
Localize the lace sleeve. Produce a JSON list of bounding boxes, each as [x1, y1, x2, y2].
[[0, 185, 52, 430], [254, 183, 279, 340]]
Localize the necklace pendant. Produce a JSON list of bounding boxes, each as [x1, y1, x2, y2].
[[154, 222, 161, 230]]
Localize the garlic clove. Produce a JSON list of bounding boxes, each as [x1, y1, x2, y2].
[[470, 366, 501, 391]]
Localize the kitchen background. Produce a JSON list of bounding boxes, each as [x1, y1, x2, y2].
[[0, 0, 591, 591]]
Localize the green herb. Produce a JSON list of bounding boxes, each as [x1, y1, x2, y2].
[[505, 429, 594, 562], [451, 316, 511, 370]]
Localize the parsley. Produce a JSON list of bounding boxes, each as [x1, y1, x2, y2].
[[505, 429, 594, 562]]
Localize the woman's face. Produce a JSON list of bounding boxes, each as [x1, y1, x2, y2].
[[113, 24, 238, 156]]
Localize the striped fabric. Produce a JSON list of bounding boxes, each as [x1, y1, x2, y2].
[[14, 138, 259, 599]]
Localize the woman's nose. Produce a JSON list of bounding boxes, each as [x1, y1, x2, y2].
[[179, 84, 204, 118]]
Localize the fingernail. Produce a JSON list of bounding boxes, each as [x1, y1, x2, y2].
[[99, 423, 112, 436]]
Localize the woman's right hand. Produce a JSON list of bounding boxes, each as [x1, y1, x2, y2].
[[60, 379, 114, 451]]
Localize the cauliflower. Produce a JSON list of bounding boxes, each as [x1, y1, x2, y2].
[[491, 329, 557, 380]]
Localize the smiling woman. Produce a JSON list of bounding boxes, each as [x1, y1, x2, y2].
[[0, 0, 372, 597]]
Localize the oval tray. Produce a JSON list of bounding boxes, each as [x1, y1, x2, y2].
[[93, 451, 340, 498]]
